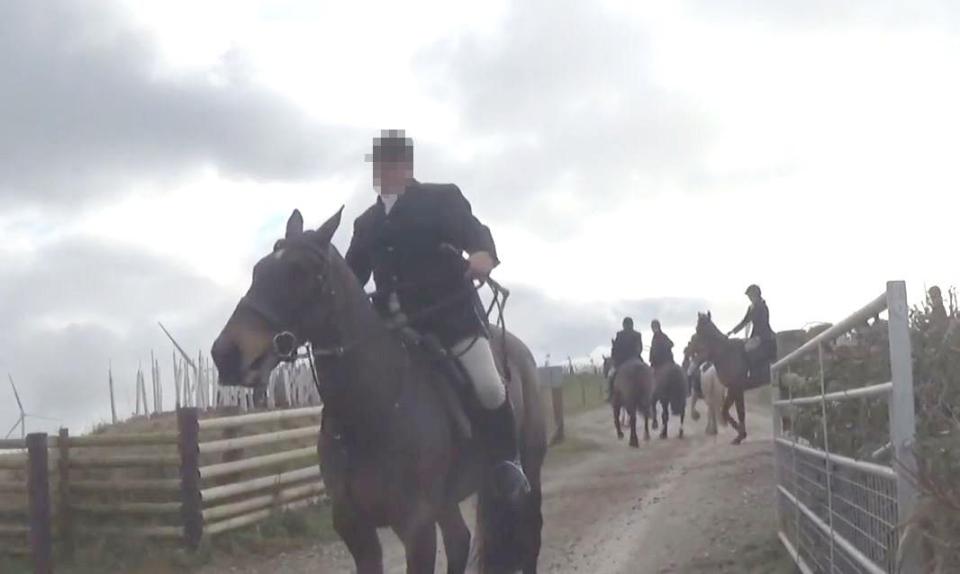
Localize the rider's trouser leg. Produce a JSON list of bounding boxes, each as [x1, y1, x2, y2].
[[451, 336, 530, 501]]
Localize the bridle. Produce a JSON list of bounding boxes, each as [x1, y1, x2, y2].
[[235, 239, 346, 398]]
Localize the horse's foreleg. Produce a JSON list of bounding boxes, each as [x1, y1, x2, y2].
[[651, 401, 659, 430], [678, 402, 685, 439], [706, 391, 718, 436], [628, 407, 639, 448], [400, 519, 438, 574], [732, 390, 747, 445], [721, 390, 739, 433], [438, 505, 470, 574], [690, 392, 701, 421], [613, 401, 624, 439], [659, 399, 668, 439], [643, 406, 651, 441], [333, 501, 384, 574]]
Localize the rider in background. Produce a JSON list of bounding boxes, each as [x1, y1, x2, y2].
[[608, 317, 644, 398], [728, 284, 777, 385], [649, 319, 674, 369]]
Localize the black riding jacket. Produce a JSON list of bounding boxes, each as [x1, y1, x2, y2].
[[649, 331, 675, 368], [611, 329, 643, 368], [732, 298, 774, 340], [345, 180, 497, 346]]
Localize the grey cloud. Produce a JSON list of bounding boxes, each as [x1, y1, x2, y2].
[[0, 0, 359, 209], [416, 0, 713, 232], [0, 237, 237, 433], [685, 1, 960, 30]]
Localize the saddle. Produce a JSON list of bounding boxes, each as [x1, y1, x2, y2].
[[397, 326, 476, 441]]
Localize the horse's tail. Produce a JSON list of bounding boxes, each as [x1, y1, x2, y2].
[[669, 364, 687, 416]]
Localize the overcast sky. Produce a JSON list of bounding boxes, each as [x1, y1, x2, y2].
[[2, 0, 958, 434]]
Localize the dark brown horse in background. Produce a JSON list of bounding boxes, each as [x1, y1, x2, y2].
[[652, 361, 688, 439], [211, 209, 547, 573], [694, 312, 749, 444], [603, 357, 654, 447]]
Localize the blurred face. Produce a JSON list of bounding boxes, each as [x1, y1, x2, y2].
[[373, 160, 413, 195]]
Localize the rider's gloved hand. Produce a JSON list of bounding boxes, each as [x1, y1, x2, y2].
[[465, 251, 497, 280]]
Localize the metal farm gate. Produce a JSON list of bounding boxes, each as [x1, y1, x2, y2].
[[771, 281, 919, 574]]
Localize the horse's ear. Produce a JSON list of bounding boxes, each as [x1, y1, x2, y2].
[[314, 206, 344, 246], [707, 311, 712, 320], [285, 209, 304, 239]]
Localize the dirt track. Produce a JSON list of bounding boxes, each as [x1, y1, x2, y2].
[[205, 402, 795, 573]]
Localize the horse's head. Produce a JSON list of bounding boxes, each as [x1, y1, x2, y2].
[[695, 311, 717, 338], [602, 355, 612, 377], [211, 208, 344, 387]]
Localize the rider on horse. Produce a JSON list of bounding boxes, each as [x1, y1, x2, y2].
[[608, 317, 644, 397], [648, 319, 674, 369], [344, 129, 530, 502], [727, 284, 777, 385]]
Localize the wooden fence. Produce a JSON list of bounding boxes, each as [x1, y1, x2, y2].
[[0, 435, 54, 573], [187, 406, 324, 544], [4, 373, 590, 572], [0, 406, 325, 572]]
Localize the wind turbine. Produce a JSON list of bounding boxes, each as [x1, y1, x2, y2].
[[5, 375, 59, 439]]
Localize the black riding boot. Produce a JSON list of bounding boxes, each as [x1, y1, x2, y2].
[[476, 400, 531, 506]]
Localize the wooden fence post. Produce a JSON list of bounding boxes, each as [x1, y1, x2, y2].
[[177, 408, 203, 549], [550, 387, 565, 444], [26, 432, 52, 574], [57, 428, 74, 560]]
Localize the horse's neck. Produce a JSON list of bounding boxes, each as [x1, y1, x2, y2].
[[703, 331, 741, 377], [313, 257, 410, 426]]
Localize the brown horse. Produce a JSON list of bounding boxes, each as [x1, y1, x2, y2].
[[603, 357, 654, 447], [211, 209, 547, 573], [652, 361, 688, 439], [694, 312, 749, 444]]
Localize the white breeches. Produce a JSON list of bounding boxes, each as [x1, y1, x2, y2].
[[451, 336, 507, 410]]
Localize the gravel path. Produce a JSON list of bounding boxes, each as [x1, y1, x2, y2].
[[202, 401, 794, 573]]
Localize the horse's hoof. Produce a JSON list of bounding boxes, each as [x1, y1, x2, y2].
[[617, 432, 624, 440], [731, 434, 747, 445], [629, 438, 639, 448], [659, 432, 667, 440], [691, 410, 701, 421]]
